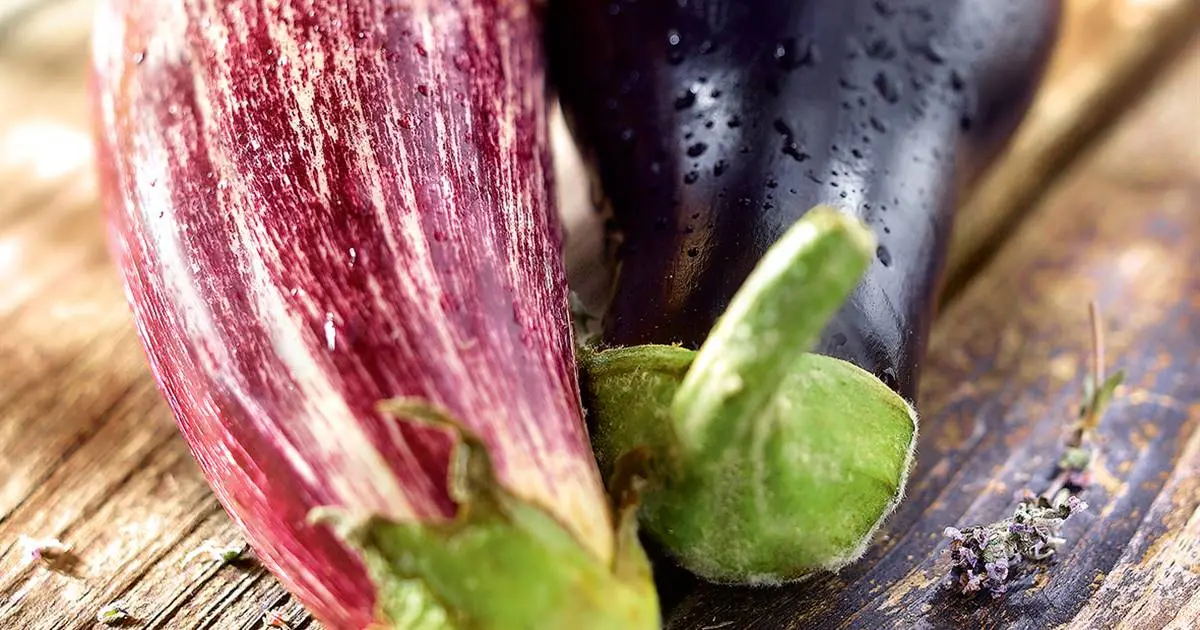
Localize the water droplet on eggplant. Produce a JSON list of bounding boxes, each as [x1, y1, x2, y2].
[[674, 88, 697, 110], [876, 245, 892, 267], [873, 72, 901, 103]]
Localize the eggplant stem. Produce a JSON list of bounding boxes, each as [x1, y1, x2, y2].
[[579, 208, 919, 582], [376, 398, 498, 511], [672, 206, 875, 459], [305, 397, 661, 629]]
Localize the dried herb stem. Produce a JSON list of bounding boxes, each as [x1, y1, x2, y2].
[[944, 303, 1124, 598]]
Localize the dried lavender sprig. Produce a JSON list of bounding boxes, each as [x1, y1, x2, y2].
[[944, 303, 1120, 598], [944, 492, 1087, 597]]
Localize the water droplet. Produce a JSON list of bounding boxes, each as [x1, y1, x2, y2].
[[873, 72, 901, 103], [949, 69, 966, 92], [876, 245, 892, 267], [917, 39, 946, 64], [684, 171, 699, 184], [667, 29, 681, 47], [774, 37, 819, 71], [870, 116, 888, 133], [727, 116, 742, 129], [348, 247, 357, 268], [674, 88, 697, 110], [766, 178, 779, 189], [782, 143, 809, 162], [865, 37, 896, 60], [686, 143, 708, 158], [713, 160, 728, 177], [417, 85, 430, 96], [324, 313, 337, 351]]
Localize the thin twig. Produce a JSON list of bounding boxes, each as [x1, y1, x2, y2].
[[1069, 301, 1105, 447]]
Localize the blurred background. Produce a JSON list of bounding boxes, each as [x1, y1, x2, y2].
[[0, 1, 1197, 629]]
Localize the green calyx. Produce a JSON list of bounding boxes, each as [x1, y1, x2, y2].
[[312, 400, 660, 630], [580, 206, 918, 583]]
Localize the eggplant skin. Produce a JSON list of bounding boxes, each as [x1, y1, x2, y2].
[[549, 0, 1061, 400], [93, 1, 609, 627]]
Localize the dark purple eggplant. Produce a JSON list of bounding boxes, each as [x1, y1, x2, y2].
[[549, 0, 1061, 401]]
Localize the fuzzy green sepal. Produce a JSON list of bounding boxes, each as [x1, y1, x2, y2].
[[580, 207, 918, 583], [313, 400, 660, 630]]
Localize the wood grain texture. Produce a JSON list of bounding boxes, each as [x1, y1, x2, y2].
[[0, 1, 1197, 629], [670, 35, 1200, 630], [943, 0, 1200, 300], [0, 2, 320, 629]]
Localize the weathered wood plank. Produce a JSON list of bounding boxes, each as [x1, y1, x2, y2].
[[670, 35, 1200, 630], [0, 3, 319, 628]]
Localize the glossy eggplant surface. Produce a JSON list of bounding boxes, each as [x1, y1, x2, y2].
[[550, 0, 1061, 400]]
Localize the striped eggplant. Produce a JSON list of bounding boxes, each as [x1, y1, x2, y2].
[[91, 1, 657, 628]]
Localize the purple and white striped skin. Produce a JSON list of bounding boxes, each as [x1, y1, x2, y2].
[[91, 1, 612, 627]]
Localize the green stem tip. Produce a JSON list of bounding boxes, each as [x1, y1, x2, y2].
[[311, 399, 660, 630], [581, 207, 919, 584]]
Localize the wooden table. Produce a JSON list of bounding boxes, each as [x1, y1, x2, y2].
[[1, 1, 1197, 628]]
